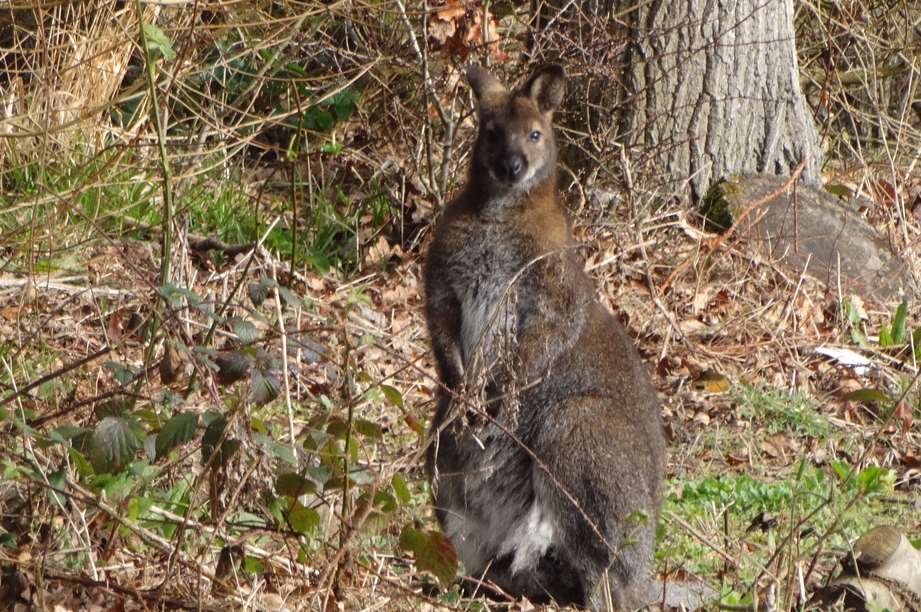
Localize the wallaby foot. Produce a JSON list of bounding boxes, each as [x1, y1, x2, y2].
[[810, 525, 921, 611]]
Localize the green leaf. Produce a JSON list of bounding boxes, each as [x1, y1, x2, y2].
[[302, 107, 334, 132], [307, 465, 332, 486], [879, 324, 893, 348], [142, 23, 176, 62], [229, 317, 260, 344], [250, 369, 280, 405], [286, 501, 320, 534], [329, 89, 359, 121], [69, 448, 94, 478], [320, 141, 343, 155], [856, 466, 895, 495], [49, 425, 91, 444], [276, 286, 300, 307], [373, 490, 397, 513], [103, 362, 139, 388], [326, 417, 349, 439], [399, 526, 458, 588], [48, 468, 67, 508], [201, 417, 240, 467], [381, 385, 404, 409], [155, 412, 199, 459], [891, 302, 909, 344], [90, 416, 142, 473], [831, 461, 852, 482], [247, 280, 271, 307], [214, 352, 250, 385], [824, 183, 852, 199], [354, 418, 383, 439], [844, 389, 890, 404], [275, 472, 316, 497], [391, 474, 411, 505], [254, 433, 297, 465]]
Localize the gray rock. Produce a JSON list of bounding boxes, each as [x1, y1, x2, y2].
[[703, 174, 917, 303]]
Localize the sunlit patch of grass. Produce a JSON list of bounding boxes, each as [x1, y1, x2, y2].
[[661, 453, 911, 606], [737, 383, 830, 438]]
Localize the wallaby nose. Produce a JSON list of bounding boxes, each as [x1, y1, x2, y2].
[[499, 155, 526, 181]]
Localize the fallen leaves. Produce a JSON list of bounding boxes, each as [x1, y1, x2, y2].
[[427, 1, 506, 62]]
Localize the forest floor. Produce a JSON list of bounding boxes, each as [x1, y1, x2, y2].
[[2, 153, 920, 611]]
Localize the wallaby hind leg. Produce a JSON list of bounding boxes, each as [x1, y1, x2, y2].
[[532, 395, 664, 611], [458, 546, 586, 606]]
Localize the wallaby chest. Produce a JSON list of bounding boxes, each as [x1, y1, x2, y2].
[[444, 217, 536, 367]]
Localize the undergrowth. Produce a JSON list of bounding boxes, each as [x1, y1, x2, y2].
[[0, 1, 919, 610]]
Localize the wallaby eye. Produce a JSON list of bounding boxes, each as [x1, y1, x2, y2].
[[529, 130, 542, 142]]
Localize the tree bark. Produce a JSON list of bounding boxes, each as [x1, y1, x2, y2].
[[539, 0, 823, 199], [621, 0, 822, 197]]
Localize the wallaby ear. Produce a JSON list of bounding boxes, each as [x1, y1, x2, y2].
[[519, 64, 566, 114], [466, 65, 506, 108]]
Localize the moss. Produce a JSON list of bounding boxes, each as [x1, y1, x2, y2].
[[699, 178, 736, 233]]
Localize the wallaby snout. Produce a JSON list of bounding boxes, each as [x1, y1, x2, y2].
[[496, 152, 526, 183]]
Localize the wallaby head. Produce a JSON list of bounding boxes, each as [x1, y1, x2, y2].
[[467, 64, 566, 193]]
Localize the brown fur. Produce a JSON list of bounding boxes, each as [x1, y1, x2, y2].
[[423, 64, 666, 610]]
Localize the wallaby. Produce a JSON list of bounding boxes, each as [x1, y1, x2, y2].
[[423, 64, 667, 610]]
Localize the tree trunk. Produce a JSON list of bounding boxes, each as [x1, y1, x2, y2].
[[621, 0, 822, 198], [537, 0, 822, 200]]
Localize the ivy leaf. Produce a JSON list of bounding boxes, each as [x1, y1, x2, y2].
[[155, 412, 199, 459], [399, 526, 458, 588], [90, 416, 142, 473], [142, 23, 176, 62]]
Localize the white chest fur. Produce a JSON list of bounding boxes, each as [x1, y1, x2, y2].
[[459, 273, 518, 368], [499, 502, 556, 574]]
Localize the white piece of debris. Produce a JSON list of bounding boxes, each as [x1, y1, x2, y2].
[[815, 346, 872, 376]]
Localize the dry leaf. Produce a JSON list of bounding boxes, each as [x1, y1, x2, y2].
[[893, 401, 913, 434], [692, 411, 710, 426], [692, 370, 730, 393]]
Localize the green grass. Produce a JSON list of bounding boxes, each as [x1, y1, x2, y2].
[[737, 383, 830, 438], [659, 382, 914, 605], [2, 149, 398, 276]]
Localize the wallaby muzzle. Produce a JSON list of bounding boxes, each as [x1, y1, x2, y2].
[[496, 152, 527, 183]]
